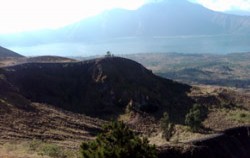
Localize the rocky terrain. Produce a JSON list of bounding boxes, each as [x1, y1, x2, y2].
[[0, 51, 249, 157]]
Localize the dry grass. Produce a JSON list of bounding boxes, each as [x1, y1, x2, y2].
[[0, 141, 48, 158], [148, 124, 213, 146], [0, 140, 81, 158]]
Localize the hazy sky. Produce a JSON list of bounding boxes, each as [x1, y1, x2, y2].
[[192, 0, 250, 12], [0, 0, 250, 34]]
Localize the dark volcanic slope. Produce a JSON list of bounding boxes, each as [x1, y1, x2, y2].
[[26, 55, 77, 63], [2, 57, 192, 121], [0, 46, 23, 58], [158, 126, 250, 158]]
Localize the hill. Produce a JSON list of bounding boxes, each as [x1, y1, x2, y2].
[[0, 46, 23, 58], [1, 57, 192, 121], [0, 57, 193, 147]]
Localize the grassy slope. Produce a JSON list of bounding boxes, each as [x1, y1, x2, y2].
[[0, 84, 249, 157]]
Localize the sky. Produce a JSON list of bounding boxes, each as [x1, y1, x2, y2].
[[0, 0, 250, 34], [191, 0, 250, 12], [0, 0, 146, 34]]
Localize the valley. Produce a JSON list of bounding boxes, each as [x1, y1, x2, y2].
[[125, 52, 250, 90]]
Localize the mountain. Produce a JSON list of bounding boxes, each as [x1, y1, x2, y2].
[[62, 0, 250, 42], [225, 10, 250, 16], [0, 46, 23, 58], [1, 0, 250, 56], [1, 0, 250, 48]]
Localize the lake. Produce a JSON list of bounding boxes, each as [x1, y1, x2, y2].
[[9, 34, 250, 56]]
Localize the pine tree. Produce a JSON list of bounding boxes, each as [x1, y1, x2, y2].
[[185, 104, 202, 132], [80, 121, 157, 158], [160, 112, 175, 141]]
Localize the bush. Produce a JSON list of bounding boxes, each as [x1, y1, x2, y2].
[[38, 143, 62, 158], [29, 140, 42, 151], [80, 121, 157, 158], [185, 104, 202, 132], [160, 112, 175, 141]]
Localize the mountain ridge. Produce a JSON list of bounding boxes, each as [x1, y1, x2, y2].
[[0, 46, 23, 58], [61, 0, 250, 42]]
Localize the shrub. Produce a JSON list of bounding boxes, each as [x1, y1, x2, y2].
[[239, 113, 246, 118], [80, 121, 157, 158], [185, 104, 202, 132], [38, 143, 62, 158], [160, 112, 175, 141]]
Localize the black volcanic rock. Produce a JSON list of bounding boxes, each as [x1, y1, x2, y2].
[[2, 57, 192, 121]]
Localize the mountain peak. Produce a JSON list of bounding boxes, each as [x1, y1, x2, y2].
[[0, 46, 23, 58]]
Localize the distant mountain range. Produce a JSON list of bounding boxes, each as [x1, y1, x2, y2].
[[1, 0, 250, 55], [61, 0, 250, 42]]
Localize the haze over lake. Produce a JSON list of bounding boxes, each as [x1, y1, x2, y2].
[[8, 34, 250, 56]]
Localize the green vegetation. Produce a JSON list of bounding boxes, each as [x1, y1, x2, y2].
[[80, 121, 157, 158], [30, 140, 79, 158], [160, 112, 175, 141], [105, 51, 114, 57], [227, 109, 250, 123], [38, 143, 62, 157], [185, 104, 203, 132], [29, 140, 79, 158]]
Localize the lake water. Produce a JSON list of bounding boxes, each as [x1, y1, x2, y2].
[[9, 34, 250, 56]]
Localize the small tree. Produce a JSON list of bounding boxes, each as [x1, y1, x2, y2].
[[185, 104, 202, 132], [105, 51, 112, 57], [160, 112, 175, 141], [80, 121, 157, 158]]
